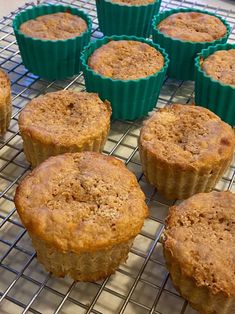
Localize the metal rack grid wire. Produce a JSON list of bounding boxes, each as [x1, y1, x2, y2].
[[0, 0, 234, 313]]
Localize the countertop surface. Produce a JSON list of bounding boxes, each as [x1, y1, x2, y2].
[[0, 0, 234, 18]]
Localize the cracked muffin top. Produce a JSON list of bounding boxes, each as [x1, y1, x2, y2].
[[163, 191, 235, 295], [14, 152, 148, 253], [20, 12, 87, 40], [201, 49, 235, 87], [139, 104, 235, 170], [157, 12, 227, 42], [88, 40, 164, 80], [110, 0, 155, 5], [18, 90, 111, 147]]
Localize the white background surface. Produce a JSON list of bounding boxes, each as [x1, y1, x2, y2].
[[0, 0, 234, 18]]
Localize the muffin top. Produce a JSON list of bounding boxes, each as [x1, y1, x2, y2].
[[0, 69, 11, 108], [18, 90, 111, 147], [88, 40, 164, 80], [157, 12, 227, 42], [201, 49, 235, 87], [14, 152, 148, 252], [20, 12, 87, 40], [139, 104, 235, 170], [164, 191, 235, 295], [110, 0, 155, 5]]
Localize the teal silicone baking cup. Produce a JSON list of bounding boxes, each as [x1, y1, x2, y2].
[[152, 8, 231, 81], [13, 4, 92, 80], [81, 35, 169, 120], [195, 43, 235, 126], [96, 0, 161, 37]]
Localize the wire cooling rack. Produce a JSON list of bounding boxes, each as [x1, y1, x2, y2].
[[0, 0, 234, 313]]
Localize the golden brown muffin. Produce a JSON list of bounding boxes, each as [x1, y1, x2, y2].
[[88, 40, 164, 80], [200, 49, 235, 86], [19, 90, 111, 167], [0, 69, 11, 135], [163, 191, 235, 314], [138, 104, 235, 200], [14, 152, 148, 281], [157, 12, 227, 42], [20, 12, 87, 40], [111, 0, 154, 5]]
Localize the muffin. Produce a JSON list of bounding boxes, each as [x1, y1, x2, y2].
[[157, 12, 227, 42], [0, 69, 11, 135], [152, 8, 230, 80], [14, 152, 148, 281], [88, 40, 164, 79], [200, 49, 235, 86], [163, 191, 235, 314], [81, 36, 169, 120], [20, 12, 87, 40], [96, 0, 161, 37], [138, 104, 235, 200], [13, 4, 92, 80], [195, 43, 235, 125], [19, 90, 111, 167]]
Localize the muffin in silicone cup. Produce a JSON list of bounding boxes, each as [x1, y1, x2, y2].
[[18, 90, 111, 168], [96, 0, 162, 37], [0, 69, 11, 135], [13, 4, 92, 80], [163, 191, 235, 314], [138, 104, 235, 200], [195, 43, 235, 126], [81, 35, 169, 120], [152, 8, 230, 81], [14, 151, 148, 281]]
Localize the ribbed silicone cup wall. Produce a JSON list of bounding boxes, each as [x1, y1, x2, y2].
[[95, 0, 161, 37], [195, 43, 235, 126], [152, 8, 231, 81], [13, 4, 92, 80], [81, 35, 169, 120]]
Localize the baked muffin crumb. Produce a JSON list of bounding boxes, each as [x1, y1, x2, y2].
[[157, 12, 227, 42], [14, 152, 148, 281], [19, 90, 111, 167], [19, 90, 111, 146], [88, 40, 164, 80], [139, 104, 235, 167], [201, 49, 235, 86], [163, 191, 235, 313], [15, 152, 148, 252], [20, 12, 87, 40], [138, 104, 235, 199]]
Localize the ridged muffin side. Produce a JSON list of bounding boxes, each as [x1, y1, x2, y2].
[[31, 236, 133, 281], [138, 104, 235, 200], [0, 69, 11, 135], [14, 152, 148, 281], [19, 90, 111, 167]]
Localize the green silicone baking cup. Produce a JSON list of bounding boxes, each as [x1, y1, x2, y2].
[[96, 0, 161, 37], [152, 8, 231, 81], [81, 35, 169, 120], [13, 4, 92, 80], [195, 43, 235, 126]]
